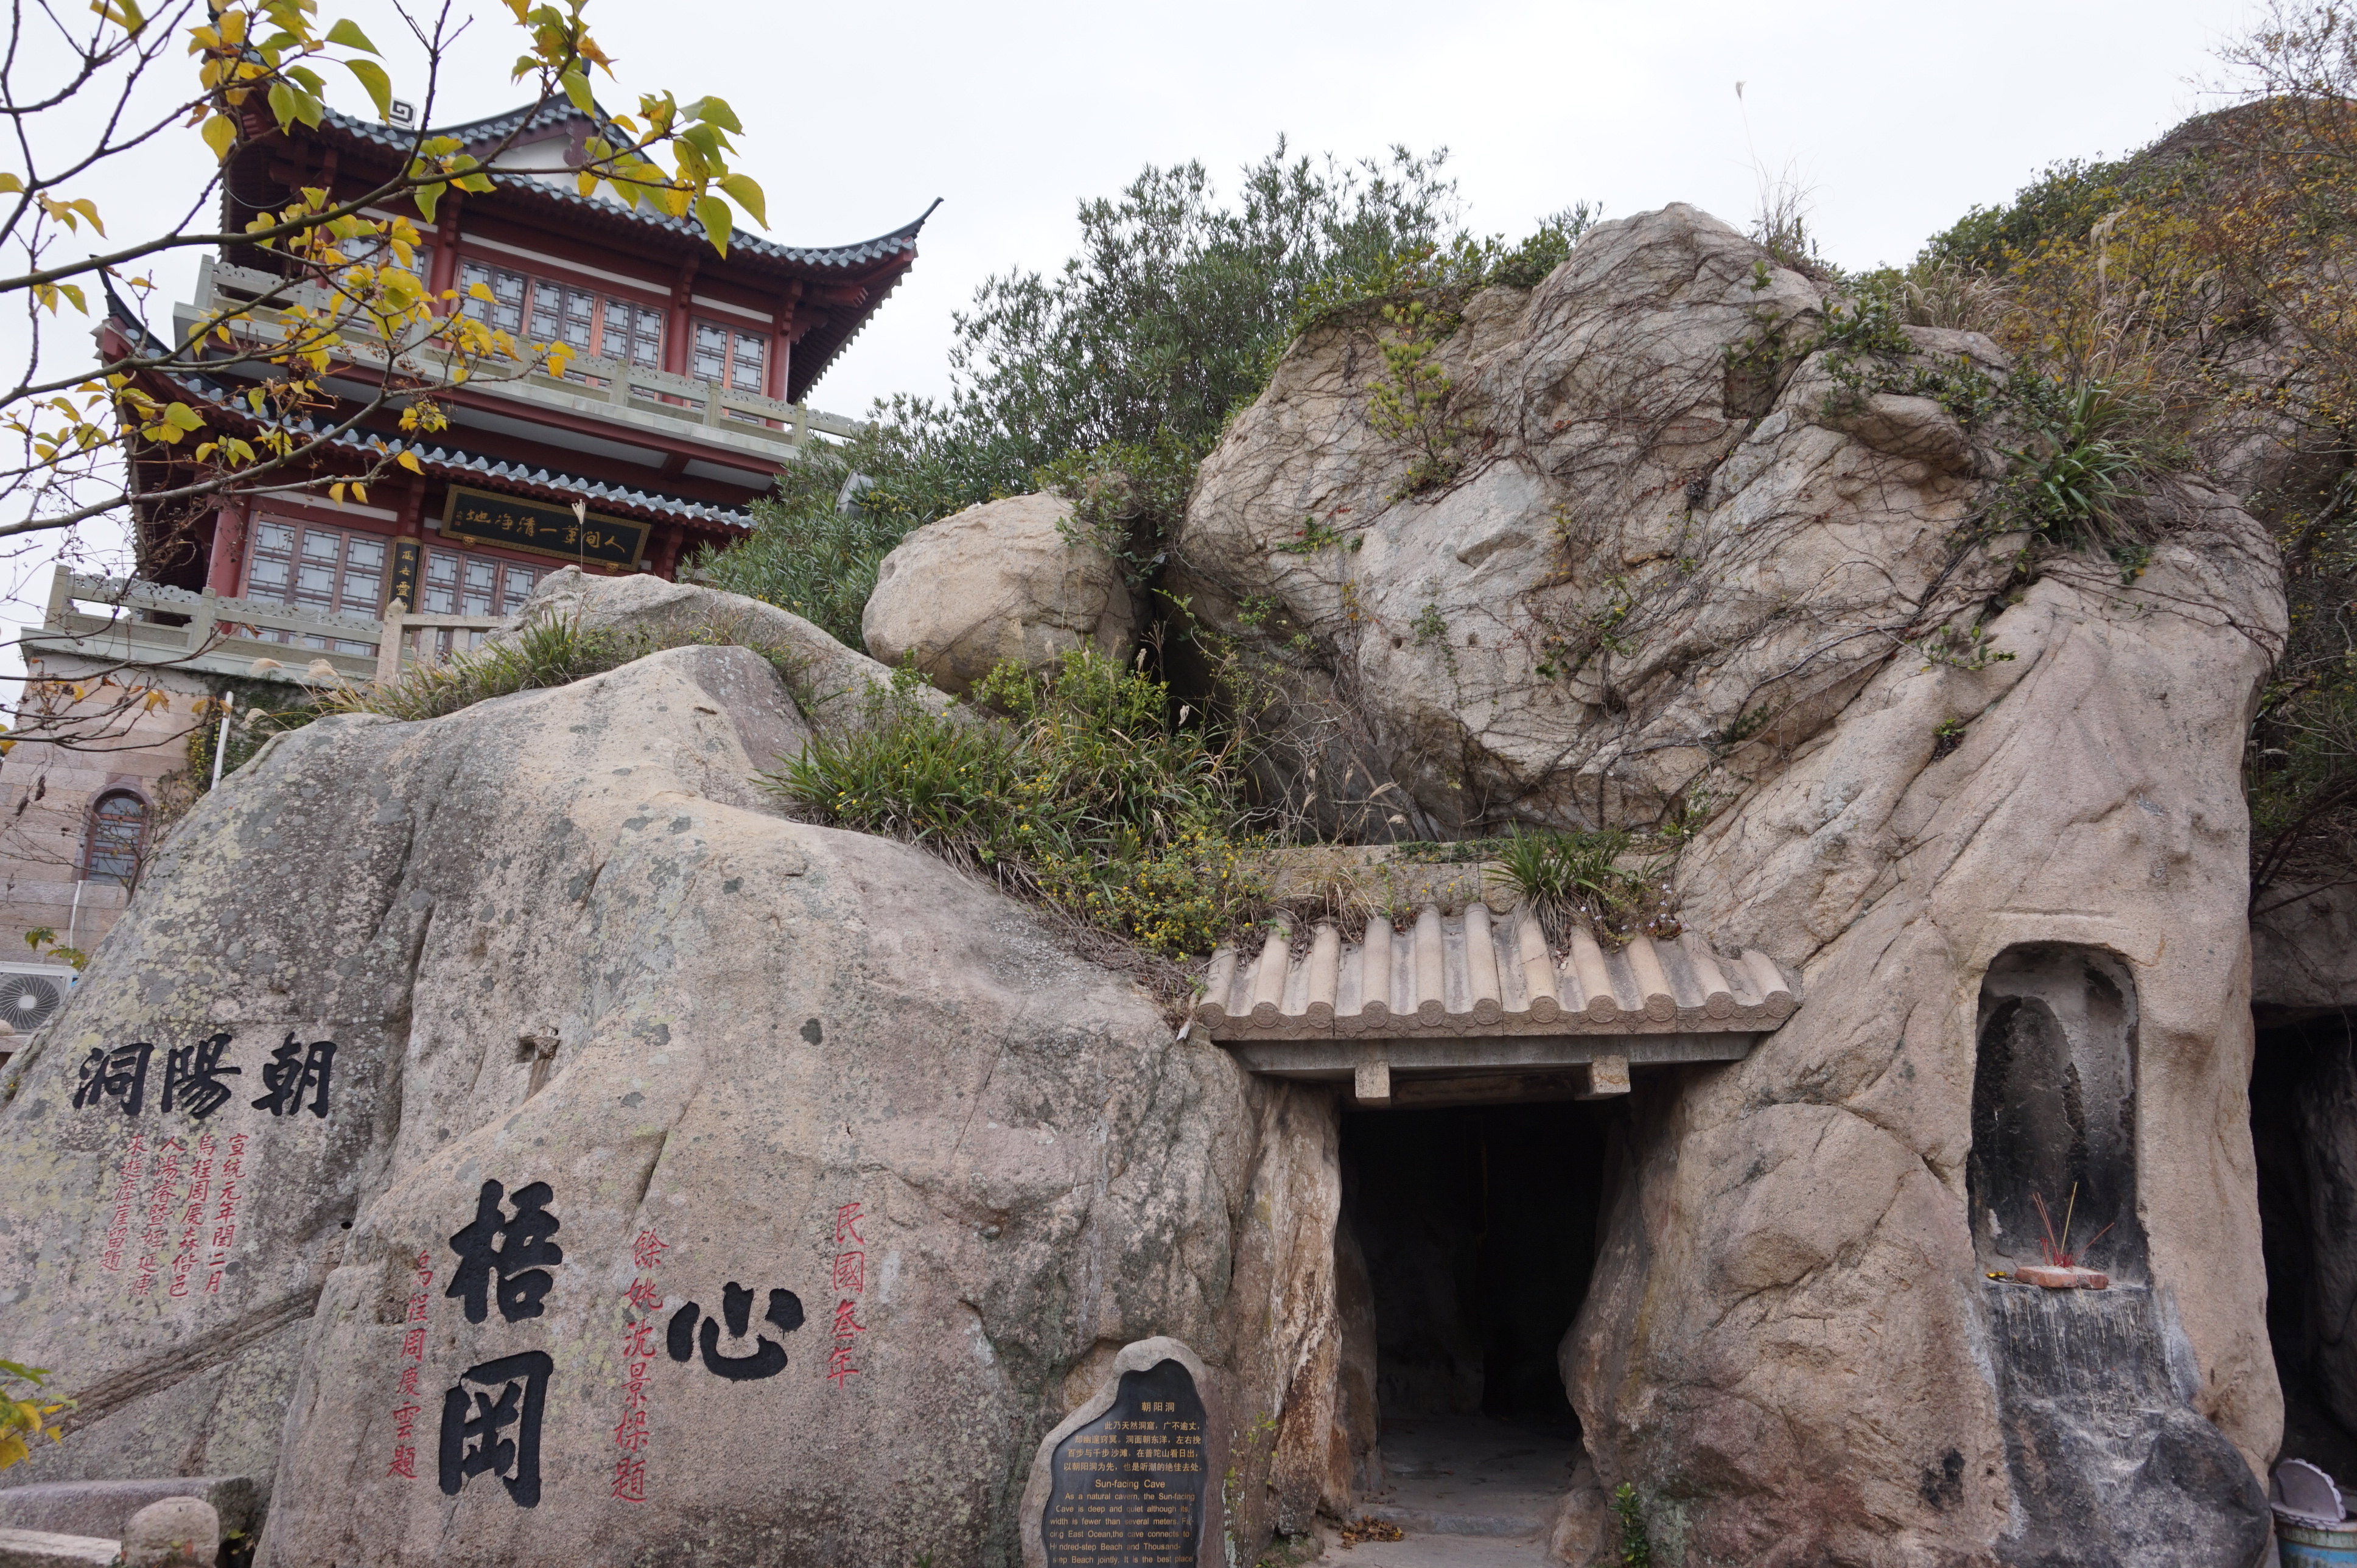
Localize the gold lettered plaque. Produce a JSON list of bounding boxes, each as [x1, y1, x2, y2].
[[440, 486, 650, 569]]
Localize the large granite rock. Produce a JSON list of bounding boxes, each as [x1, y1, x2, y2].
[[0, 640, 1336, 1566], [863, 492, 1136, 695], [1172, 203, 2016, 839], [1177, 200, 2289, 1563], [1567, 483, 2286, 1563], [512, 565, 959, 733]]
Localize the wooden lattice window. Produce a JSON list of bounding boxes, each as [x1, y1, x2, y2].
[[460, 260, 665, 369], [243, 517, 383, 653], [691, 320, 767, 393]]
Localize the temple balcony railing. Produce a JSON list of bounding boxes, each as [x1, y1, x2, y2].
[[170, 256, 864, 464], [23, 567, 507, 688]]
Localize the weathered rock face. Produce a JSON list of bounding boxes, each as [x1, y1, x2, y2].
[[1567, 489, 2286, 1564], [0, 629, 1339, 1566], [514, 565, 958, 732], [2253, 885, 2357, 1013], [1181, 201, 2290, 1563], [1174, 203, 2019, 840], [863, 492, 1135, 695]]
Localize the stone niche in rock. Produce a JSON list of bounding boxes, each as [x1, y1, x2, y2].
[[1971, 945, 2268, 1567], [1969, 945, 2148, 1279]]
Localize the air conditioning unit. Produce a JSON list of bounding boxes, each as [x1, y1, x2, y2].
[[0, 962, 76, 1036]]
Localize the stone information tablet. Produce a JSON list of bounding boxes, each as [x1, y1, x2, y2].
[[1040, 1358, 1208, 1567]]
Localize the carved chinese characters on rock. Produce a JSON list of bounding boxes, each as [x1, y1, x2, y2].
[[611, 1228, 666, 1504], [440, 1351, 553, 1508], [386, 1250, 435, 1480], [165, 1130, 219, 1298], [438, 1180, 564, 1510], [98, 1130, 144, 1273], [74, 1032, 336, 1121], [664, 1281, 805, 1381], [205, 1132, 250, 1293], [132, 1136, 182, 1295], [828, 1200, 867, 1388], [446, 1181, 564, 1325], [76, 1028, 312, 1301], [1042, 1361, 1209, 1568]]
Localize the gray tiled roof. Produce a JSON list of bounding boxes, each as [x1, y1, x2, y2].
[[313, 105, 933, 271], [1200, 905, 1795, 1040]]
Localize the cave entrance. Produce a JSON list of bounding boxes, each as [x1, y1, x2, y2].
[[2252, 1007, 2357, 1486], [1338, 1099, 1610, 1536]]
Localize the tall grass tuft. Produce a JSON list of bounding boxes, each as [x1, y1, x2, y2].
[[1490, 825, 1675, 942], [767, 648, 1269, 959]]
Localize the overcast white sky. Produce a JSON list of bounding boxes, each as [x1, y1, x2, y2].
[[5, 0, 2261, 607]]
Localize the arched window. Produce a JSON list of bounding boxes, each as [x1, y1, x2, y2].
[[82, 790, 149, 886]]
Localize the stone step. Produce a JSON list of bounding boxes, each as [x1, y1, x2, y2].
[[0, 1525, 121, 1568], [0, 1475, 255, 1541]]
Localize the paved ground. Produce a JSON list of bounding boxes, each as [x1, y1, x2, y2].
[[1325, 1531, 1560, 1567], [1324, 1415, 1583, 1566]]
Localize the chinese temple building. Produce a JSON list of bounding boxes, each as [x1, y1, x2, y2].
[[0, 100, 930, 992]]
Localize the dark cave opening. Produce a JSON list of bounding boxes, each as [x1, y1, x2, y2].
[[2252, 1007, 2357, 1486], [1339, 1099, 1613, 1432]]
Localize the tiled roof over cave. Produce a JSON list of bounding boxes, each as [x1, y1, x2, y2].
[[1200, 905, 1795, 1041]]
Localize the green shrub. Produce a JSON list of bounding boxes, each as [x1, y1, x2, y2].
[[1033, 428, 1206, 581], [1485, 203, 1598, 289], [766, 648, 1267, 959], [1611, 1482, 1652, 1567]]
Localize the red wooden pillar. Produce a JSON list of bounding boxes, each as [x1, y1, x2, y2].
[[770, 281, 803, 402], [204, 496, 250, 597], [665, 257, 700, 378], [649, 527, 683, 581]]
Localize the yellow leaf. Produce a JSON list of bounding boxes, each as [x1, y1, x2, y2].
[[329, 482, 346, 504], [0, 173, 20, 194], [719, 172, 766, 228], [343, 58, 391, 119], [694, 193, 731, 256], [396, 450, 421, 474]]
